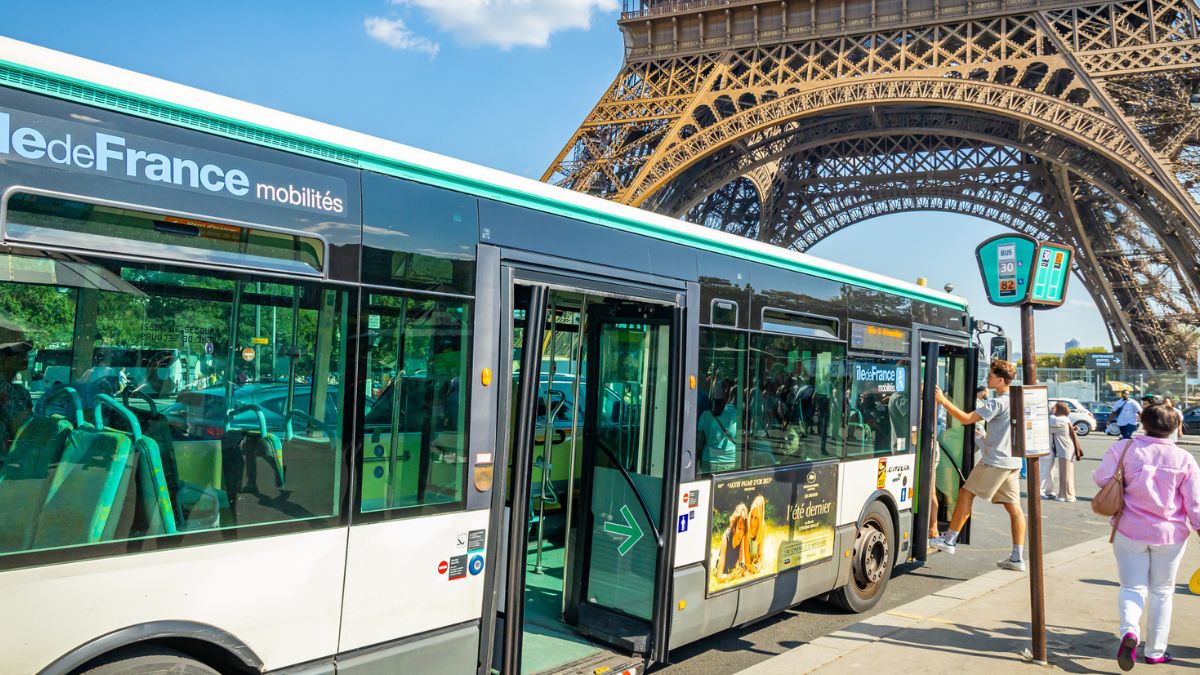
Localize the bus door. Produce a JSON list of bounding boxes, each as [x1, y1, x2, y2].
[[913, 336, 976, 560], [494, 278, 680, 675]]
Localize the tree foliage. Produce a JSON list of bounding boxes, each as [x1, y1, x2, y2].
[[1063, 346, 1108, 368], [1036, 354, 1062, 368]]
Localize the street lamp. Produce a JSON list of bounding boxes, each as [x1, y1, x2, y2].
[[944, 282, 955, 294]]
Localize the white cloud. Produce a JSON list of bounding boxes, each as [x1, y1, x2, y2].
[[364, 16, 441, 57], [393, 0, 620, 50]]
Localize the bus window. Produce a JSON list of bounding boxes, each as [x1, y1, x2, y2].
[[361, 173, 478, 295], [846, 360, 910, 458], [0, 252, 348, 558], [360, 292, 471, 514], [747, 333, 845, 465], [696, 327, 746, 475]]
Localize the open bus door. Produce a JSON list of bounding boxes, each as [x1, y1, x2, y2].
[[565, 299, 679, 666], [491, 276, 681, 675], [913, 335, 977, 561]]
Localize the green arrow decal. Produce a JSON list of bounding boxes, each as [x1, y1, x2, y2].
[[602, 505, 644, 556]]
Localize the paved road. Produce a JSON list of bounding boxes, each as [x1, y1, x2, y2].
[[652, 434, 1200, 674]]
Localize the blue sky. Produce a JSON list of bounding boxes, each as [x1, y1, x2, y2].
[[4, 0, 1111, 353]]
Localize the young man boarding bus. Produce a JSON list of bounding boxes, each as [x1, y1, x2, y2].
[[928, 360, 1029, 571]]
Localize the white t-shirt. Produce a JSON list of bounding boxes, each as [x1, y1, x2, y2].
[[1114, 399, 1142, 426], [976, 393, 1022, 469]]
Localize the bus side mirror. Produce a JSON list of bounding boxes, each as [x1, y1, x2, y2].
[[989, 336, 1011, 362]]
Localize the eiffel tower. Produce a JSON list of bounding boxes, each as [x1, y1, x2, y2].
[[545, 0, 1200, 369]]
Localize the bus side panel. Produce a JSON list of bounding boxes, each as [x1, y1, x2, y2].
[[336, 624, 478, 674], [672, 480, 710, 567], [668, 527, 856, 650], [339, 510, 489, 653], [836, 455, 914, 527], [731, 530, 850, 626], [0, 529, 347, 673]]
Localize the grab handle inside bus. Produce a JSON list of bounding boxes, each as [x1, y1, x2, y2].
[[122, 386, 159, 418], [226, 403, 269, 436], [284, 409, 335, 442], [93, 393, 143, 440], [35, 385, 85, 428]]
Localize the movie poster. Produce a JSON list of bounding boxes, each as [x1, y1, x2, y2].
[[707, 462, 838, 595]]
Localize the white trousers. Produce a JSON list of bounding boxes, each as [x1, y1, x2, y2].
[[1112, 532, 1187, 658]]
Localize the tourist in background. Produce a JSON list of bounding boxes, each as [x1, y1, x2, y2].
[[1094, 404, 1200, 669], [1042, 401, 1081, 502], [1109, 390, 1142, 440]]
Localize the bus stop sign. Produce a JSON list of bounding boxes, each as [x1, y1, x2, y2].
[[975, 234, 1037, 306], [1028, 241, 1073, 307]]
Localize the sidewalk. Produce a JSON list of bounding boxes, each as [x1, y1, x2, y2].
[[738, 535, 1200, 674]]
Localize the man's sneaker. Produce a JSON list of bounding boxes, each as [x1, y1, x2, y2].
[[928, 536, 956, 554], [1041, 493, 1056, 500], [997, 557, 1027, 572]]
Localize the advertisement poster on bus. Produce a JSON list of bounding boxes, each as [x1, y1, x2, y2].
[[707, 462, 838, 595]]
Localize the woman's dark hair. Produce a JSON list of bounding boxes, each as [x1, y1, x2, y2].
[[1141, 404, 1181, 439], [1052, 401, 1071, 417]]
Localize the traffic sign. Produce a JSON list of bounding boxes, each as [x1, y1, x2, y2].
[[1029, 242, 1073, 307], [975, 234, 1038, 306], [1086, 353, 1123, 369]]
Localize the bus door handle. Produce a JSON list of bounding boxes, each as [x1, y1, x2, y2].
[[597, 444, 663, 549]]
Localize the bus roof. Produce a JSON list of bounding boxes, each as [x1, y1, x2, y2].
[[0, 37, 967, 311]]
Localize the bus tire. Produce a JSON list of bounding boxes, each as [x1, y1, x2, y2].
[[831, 500, 893, 613], [79, 645, 221, 675]]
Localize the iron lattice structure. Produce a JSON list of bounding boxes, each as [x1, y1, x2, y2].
[[545, 0, 1200, 369]]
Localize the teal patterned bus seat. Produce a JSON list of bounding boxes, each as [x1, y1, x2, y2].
[[0, 415, 75, 552], [32, 428, 134, 548]]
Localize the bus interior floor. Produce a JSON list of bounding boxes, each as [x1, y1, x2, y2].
[[522, 542, 604, 675]]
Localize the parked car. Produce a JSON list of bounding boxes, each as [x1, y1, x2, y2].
[[1049, 397, 1097, 436], [1183, 405, 1200, 435], [1082, 400, 1114, 420], [162, 384, 342, 439]]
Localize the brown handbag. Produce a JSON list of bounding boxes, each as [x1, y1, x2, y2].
[[1092, 440, 1133, 542], [1068, 424, 1085, 461]]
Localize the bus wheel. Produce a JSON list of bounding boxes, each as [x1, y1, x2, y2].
[[80, 646, 221, 675], [832, 500, 893, 613]]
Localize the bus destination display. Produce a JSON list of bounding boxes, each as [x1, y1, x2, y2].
[[850, 322, 910, 354]]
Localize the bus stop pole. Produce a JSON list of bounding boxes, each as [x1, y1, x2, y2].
[[1021, 303, 1048, 663]]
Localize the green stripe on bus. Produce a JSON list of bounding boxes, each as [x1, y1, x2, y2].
[[0, 58, 966, 310]]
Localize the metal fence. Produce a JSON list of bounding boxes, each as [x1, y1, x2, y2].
[[1009, 367, 1200, 406]]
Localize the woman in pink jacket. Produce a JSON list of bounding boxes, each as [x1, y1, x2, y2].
[[1094, 403, 1200, 670]]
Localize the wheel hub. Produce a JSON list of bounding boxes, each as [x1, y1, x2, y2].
[[854, 526, 889, 586]]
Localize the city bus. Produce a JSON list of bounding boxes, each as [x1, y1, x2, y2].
[[0, 37, 978, 675]]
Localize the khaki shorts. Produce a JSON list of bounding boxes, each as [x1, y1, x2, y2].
[[963, 463, 1021, 504]]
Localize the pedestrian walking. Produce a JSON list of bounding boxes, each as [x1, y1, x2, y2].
[[1041, 401, 1082, 502], [1093, 403, 1200, 669], [1108, 390, 1142, 440], [928, 360, 1027, 571]]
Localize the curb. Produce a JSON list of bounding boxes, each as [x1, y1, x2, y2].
[[736, 535, 1113, 674]]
